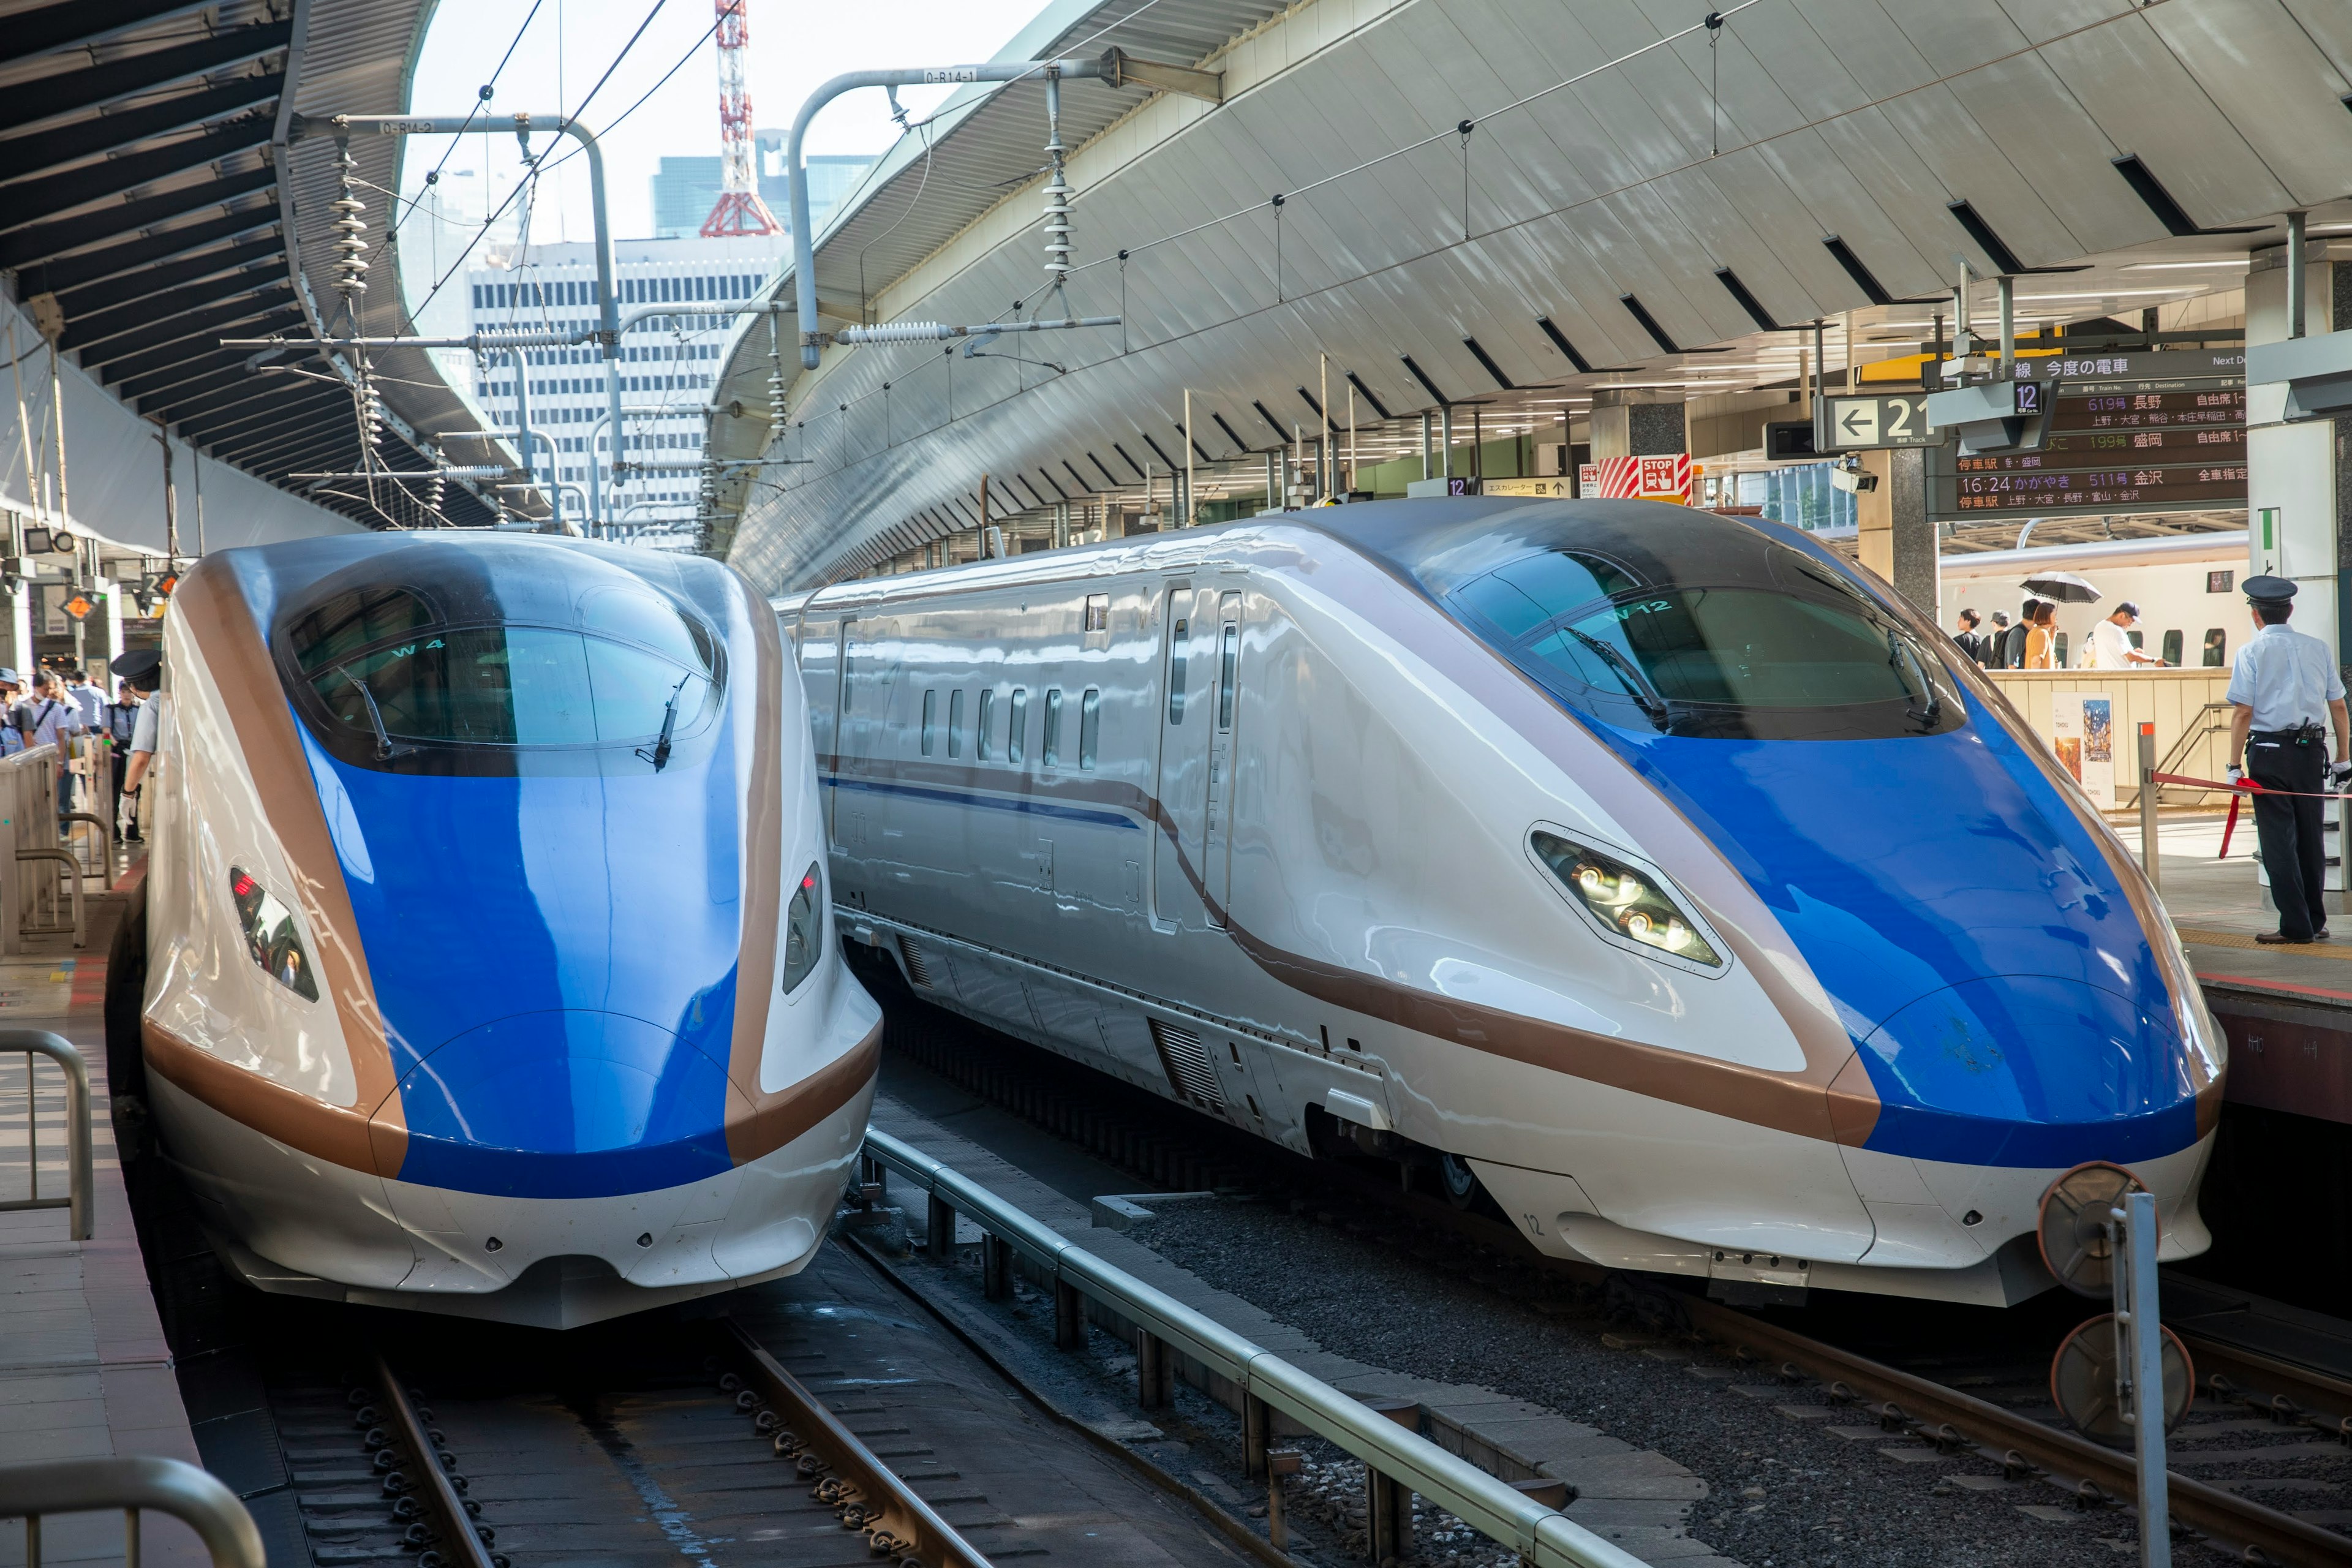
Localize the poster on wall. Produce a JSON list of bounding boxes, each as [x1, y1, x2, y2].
[[2051, 693, 2117, 809]]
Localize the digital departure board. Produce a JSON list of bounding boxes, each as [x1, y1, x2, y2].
[[1941, 464, 2248, 514], [1954, 425, 2245, 472], [1928, 368, 2245, 521]]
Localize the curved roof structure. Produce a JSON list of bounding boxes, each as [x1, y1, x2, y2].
[[0, 0, 509, 528], [711, 0, 2351, 590]]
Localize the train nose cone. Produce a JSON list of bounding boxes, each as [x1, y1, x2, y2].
[[1845, 975, 2205, 1169], [380, 1011, 737, 1199]]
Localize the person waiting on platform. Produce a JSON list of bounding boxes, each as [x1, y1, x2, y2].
[[15, 669, 82, 752], [2002, 601, 2038, 668], [0, 672, 27, 757], [2090, 601, 2168, 669], [2024, 601, 2059, 669], [2226, 576, 2352, 944], [104, 679, 141, 843], [1951, 608, 1986, 663], [1981, 611, 2010, 667], [65, 667, 102, 729]]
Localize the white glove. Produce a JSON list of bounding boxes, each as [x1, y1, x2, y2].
[[2228, 764, 2246, 787], [2333, 760, 2352, 790]]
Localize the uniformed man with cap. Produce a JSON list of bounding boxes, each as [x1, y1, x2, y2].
[[2226, 576, 2352, 943], [111, 649, 164, 844]]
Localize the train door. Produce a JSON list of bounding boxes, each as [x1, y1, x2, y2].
[[827, 618, 852, 843], [801, 617, 840, 838], [1202, 591, 1242, 926], [1151, 583, 1207, 928]]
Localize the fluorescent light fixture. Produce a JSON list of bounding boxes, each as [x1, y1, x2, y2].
[[2124, 260, 2248, 270], [2019, 287, 2197, 300]]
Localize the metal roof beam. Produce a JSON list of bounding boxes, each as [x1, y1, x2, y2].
[[63, 265, 284, 351], [13, 208, 275, 298], [153, 360, 323, 428], [119, 354, 258, 410], [211, 415, 359, 473], [0, 23, 291, 134], [0, 75, 283, 184], [99, 305, 302, 388], [0, 164, 273, 271], [70, 281, 292, 363], [0, 0, 212, 69], [179, 386, 338, 449], [56, 232, 283, 320], [0, 116, 274, 232]]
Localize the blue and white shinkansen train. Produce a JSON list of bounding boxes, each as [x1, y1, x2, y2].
[[781, 498, 2222, 1306], [140, 534, 878, 1329]]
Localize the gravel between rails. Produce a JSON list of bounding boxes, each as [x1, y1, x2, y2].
[[1140, 1198, 2157, 1568]]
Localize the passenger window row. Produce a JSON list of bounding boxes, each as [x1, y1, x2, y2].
[[921, 684, 1101, 771]]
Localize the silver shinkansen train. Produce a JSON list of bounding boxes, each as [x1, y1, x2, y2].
[[778, 498, 2223, 1307]]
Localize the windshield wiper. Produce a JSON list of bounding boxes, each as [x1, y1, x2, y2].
[[636, 675, 692, 772], [350, 678, 412, 760], [1566, 627, 1671, 731], [1890, 634, 1942, 728]]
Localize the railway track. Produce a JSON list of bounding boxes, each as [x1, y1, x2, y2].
[[331, 1327, 989, 1568], [863, 960, 2352, 1566]]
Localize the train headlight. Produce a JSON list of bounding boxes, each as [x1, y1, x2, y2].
[[781, 861, 823, 994], [1532, 831, 1722, 968], [228, 867, 321, 1001]]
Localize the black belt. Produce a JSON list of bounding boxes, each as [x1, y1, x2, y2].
[[2252, 725, 2327, 742]]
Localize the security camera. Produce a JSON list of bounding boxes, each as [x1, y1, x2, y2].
[[1829, 454, 1879, 494]]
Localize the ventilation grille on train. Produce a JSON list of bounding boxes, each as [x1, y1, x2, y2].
[[1149, 1019, 1226, 1109], [897, 935, 937, 989]]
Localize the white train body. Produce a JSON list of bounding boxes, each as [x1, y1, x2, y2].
[[783, 500, 2223, 1306]]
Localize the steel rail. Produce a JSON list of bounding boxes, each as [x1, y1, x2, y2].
[[717, 1319, 991, 1567], [2173, 1330, 2352, 1442], [862, 1127, 1654, 1568], [1674, 1296, 2350, 1566], [372, 1354, 497, 1568]]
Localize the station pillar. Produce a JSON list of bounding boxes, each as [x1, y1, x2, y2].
[[1588, 389, 1684, 461], [1856, 448, 1936, 618], [2245, 245, 2343, 659]]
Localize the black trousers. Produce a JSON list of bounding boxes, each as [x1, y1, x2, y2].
[[2249, 731, 2329, 940]]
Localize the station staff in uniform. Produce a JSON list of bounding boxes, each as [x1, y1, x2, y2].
[[2226, 576, 2352, 944], [112, 649, 165, 845]]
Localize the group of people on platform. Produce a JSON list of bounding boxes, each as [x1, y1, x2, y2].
[[0, 658, 155, 842], [1950, 601, 2171, 670]]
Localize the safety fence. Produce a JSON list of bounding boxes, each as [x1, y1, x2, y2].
[[0, 1457, 266, 1568], [861, 1128, 1654, 1568], [0, 742, 114, 951], [0, 1030, 91, 1239]]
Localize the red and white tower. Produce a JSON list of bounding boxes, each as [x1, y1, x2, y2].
[[699, 0, 782, 237]]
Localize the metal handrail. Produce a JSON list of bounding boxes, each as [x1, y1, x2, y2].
[[18, 848, 85, 948], [0, 1030, 91, 1238], [863, 1128, 1653, 1568], [62, 810, 114, 885], [0, 1457, 265, 1568]]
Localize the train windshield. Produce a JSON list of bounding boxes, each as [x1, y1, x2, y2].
[[1341, 501, 1965, 742], [286, 582, 720, 761]]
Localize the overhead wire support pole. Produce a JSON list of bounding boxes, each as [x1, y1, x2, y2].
[[323, 111, 623, 525], [785, 58, 1113, 371]]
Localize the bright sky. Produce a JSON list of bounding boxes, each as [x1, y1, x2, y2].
[[401, 0, 1044, 249]]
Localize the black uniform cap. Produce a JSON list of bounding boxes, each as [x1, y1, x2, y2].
[[111, 649, 162, 688], [2244, 575, 2297, 605]]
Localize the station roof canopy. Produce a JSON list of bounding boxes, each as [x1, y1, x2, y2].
[[710, 0, 2352, 587], [0, 0, 508, 527]]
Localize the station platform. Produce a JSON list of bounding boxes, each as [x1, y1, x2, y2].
[[0, 885, 211, 1568], [2141, 814, 2352, 1124]]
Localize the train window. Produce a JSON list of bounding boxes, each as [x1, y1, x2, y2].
[[978, 688, 997, 761], [1501, 584, 1962, 741], [1085, 594, 1110, 632], [1452, 551, 1640, 640], [286, 586, 438, 673], [949, 688, 967, 758], [1218, 625, 1238, 729], [1043, 688, 1063, 766], [1167, 617, 1189, 722], [307, 628, 711, 750], [228, 867, 321, 1002], [2162, 630, 2183, 665], [1008, 688, 1028, 764], [922, 690, 937, 755], [2203, 629, 2226, 666], [1079, 688, 1101, 770]]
